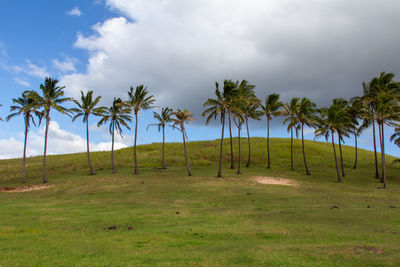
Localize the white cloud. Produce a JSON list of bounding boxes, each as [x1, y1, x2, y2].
[[13, 60, 50, 79], [0, 42, 7, 57], [0, 121, 128, 159], [53, 57, 77, 72], [61, 0, 400, 116], [14, 77, 31, 87], [67, 6, 82, 17]]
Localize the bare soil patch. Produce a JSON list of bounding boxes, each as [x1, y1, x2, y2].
[[254, 176, 298, 186], [0, 184, 51, 193]]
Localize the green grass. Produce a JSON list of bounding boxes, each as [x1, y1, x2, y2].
[[0, 138, 399, 266]]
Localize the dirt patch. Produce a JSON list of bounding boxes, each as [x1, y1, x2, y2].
[[254, 176, 298, 187], [0, 184, 51, 193]]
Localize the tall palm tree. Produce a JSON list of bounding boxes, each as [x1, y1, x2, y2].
[[332, 98, 351, 177], [202, 82, 228, 177], [315, 103, 352, 183], [261, 93, 284, 169], [97, 98, 132, 174], [71, 91, 106, 175], [0, 104, 3, 121], [6, 91, 40, 182], [232, 107, 245, 174], [223, 80, 239, 169], [171, 109, 194, 176], [126, 85, 155, 175], [283, 98, 301, 171], [147, 107, 172, 169], [348, 96, 364, 169], [233, 79, 258, 173], [294, 98, 317, 175], [244, 102, 262, 167], [29, 77, 71, 183]]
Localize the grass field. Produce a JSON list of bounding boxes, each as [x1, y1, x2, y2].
[[0, 138, 399, 266]]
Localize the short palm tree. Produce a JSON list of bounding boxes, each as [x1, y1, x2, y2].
[[71, 91, 106, 175], [315, 102, 352, 183], [29, 77, 72, 183], [126, 85, 155, 175], [202, 82, 228, 177], [147, 107, 172, 169], [97, 98, 132, 174], [171, 109, 194, 176], [283, 98, 301, 171], [261, 93, 284, 169], [294, 98, 317, 175], [6, 91, 40, 182]]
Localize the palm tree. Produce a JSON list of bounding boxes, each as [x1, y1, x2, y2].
[[29, 77, 71, 183], [147, 107, 172, 169], [171, 109, 194, 176], [261, 93, 284, 169], [294, 98, 317, 175], [202, 82, 228, 177], [126, 85, 155, 175], [223, 80, 239, 169], [71, 91, 106, 175], [332, 98, 351, 177], [0, 104, 3, 121], [315, 102, 352, 182], [233, 79, 258, 174], [244, 102, 262, 167], [232, 107, 245, 174], [97, 98, 131, 174], [6, 91, 40, 183], [348, 96, 364, 169], [283, 98, 301, 171]]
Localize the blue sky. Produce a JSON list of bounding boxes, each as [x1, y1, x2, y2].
[[0, 0, 399, 159]]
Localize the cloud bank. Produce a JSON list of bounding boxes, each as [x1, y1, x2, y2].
[[61, 0, 400, 120]]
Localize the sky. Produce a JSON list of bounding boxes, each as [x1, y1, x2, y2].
[[0, 0, 400, 159]]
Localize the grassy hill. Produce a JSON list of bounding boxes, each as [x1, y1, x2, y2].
[[0, 138, 399, 266]]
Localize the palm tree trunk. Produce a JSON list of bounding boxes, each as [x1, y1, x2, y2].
[[245, 118, 251, 168], [217, 112, 225, 177], [301, 122, 310, 175], [228, 111, 234, 169], [134, 113, 139, 174], [22, 116, 28, 183], [380, 123, 386, 188], [332, 131, 342, 183], [290, 127, 294, 171], [372, 119, 380, 179], [267, 117, 270, 169], [181, 126, 192, 176], [42, 112, 50, 183], [338, 134, 345, 177], [162, 125, 166, 169], [86, 119, 95, 175], [237, 122, 241, 174], [353, 133, 358, 169], [378, 123, 384, 183], [111, 122, 116, 174]]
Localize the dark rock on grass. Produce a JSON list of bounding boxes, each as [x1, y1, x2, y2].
[[389, 206, 397, 208], [246, 192, 251, 195], [330, 205, 340, 209], [107, 225, 117, 230], [127, 226, 133, 230], [367, 205, 371, 208], [176, 211, 180, 214]]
